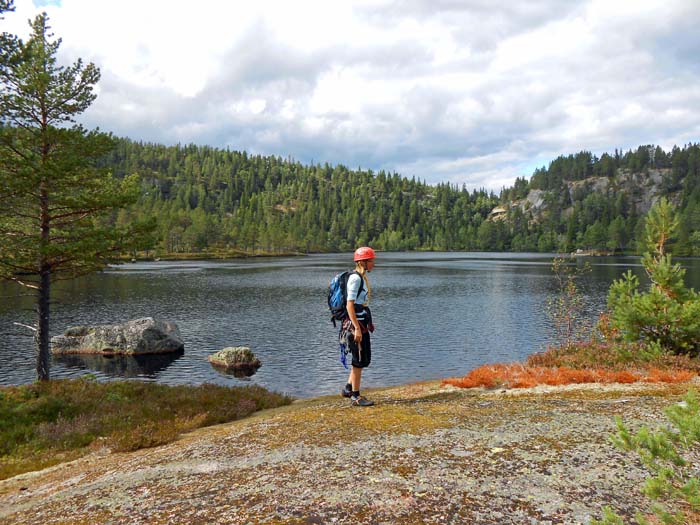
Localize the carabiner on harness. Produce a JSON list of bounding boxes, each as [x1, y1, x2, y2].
[[338, 319, 353, 369]]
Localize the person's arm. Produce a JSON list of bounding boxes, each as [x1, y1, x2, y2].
[[346, 298, 362, 343]]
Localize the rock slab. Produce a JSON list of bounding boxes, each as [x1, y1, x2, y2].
[[1, 382, 690, 525], [51, 317, 184, 355]]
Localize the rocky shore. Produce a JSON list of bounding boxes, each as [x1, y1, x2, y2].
[[1, 380, 695, 525]]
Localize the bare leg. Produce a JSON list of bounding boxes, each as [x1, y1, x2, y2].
[[348, 366, 362, 392]]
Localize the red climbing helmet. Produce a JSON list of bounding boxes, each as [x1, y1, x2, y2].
[[353, 246, 376, 261]]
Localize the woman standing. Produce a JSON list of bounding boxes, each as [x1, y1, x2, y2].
[[341, 246, 376, 407]]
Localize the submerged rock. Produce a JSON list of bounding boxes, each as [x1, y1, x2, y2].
[[208, 347, 261, 376], [51, 317, 184, 355]]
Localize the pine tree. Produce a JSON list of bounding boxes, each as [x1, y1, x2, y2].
[[0, 13, 147, 380], [607, 198, 700, 356]]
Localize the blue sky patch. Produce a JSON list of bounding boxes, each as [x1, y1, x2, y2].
[[33, 0, 62, 7]]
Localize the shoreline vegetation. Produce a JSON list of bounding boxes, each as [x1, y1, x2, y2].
[[114, 246, 700, 264], [116, 248, 628, 262], [0, 380, 292, 481], [116, 248, 305, 262], [444, 342, 700, 391]]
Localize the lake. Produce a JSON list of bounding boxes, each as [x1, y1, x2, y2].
[[2, 252, 699, 398]]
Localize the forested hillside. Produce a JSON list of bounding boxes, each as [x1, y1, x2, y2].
[[103, 139, 499, 254], [104, 140, 700, 255], [498, 144, 700, 254]]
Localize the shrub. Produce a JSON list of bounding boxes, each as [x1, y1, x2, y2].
[[592, 389, 700, 525], [527, 340, 700, 374], [546, 257, 593, 348]]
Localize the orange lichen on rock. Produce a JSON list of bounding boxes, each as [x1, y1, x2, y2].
[[443, 363, 696, 390]]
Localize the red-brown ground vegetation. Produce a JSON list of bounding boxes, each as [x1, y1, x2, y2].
[[443, 362, 695, 389]]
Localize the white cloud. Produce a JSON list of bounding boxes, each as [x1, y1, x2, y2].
[[4, 0, 699, 191]]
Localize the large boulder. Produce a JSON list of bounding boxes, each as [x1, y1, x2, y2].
[[208, 347, 261, 376], [51, 317, 184, 355]]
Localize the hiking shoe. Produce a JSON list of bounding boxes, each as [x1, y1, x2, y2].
[[341, 385, 353, 398], [351, 396, 374, 407]]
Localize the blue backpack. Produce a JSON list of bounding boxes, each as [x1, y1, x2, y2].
[[328, 270, 364, 327]]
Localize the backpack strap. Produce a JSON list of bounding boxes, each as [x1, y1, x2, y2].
[[354, 270, 365, 296]]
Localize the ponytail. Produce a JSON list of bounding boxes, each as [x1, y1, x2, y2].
[[354, 261, 372, 305]]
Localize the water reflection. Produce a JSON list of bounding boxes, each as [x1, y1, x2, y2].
[[53, 349, 184, 379], [210, 365, 259, 379]]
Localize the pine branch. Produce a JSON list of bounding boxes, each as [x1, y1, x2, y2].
[[50, 207, 105, 222]]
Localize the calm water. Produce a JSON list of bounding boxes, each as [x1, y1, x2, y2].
[[2, 252, 700, 398]]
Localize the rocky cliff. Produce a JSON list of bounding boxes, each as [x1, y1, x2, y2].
[[501, 168, 678, 222]]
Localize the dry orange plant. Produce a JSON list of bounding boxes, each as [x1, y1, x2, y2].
[[444, 363, 695, 389]]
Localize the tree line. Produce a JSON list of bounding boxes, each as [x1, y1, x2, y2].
[[104, 139, 700, 255], [102, 139, 501, 254]]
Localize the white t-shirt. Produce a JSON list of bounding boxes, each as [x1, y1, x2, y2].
[[346, 273, 368, 305]]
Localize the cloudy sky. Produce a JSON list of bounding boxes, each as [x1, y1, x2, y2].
[[4, 0, 700, 190]]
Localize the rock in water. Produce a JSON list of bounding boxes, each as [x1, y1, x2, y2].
[[51, 317, 184, 355], [208, 347, 261, 376]]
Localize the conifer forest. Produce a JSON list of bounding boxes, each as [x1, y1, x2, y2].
[[103, 140, 700, 256]]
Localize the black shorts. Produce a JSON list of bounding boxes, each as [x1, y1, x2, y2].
[[348, 331, 371, 368]]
